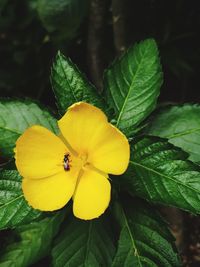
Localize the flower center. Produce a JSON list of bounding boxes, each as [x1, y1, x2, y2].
[[63, 152, 89, 171], [79, 153, 88, 165]]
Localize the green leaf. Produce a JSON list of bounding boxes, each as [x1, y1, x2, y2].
[[147, 104, 200, 163], [0, 211, 65, 267], [121, 136, 200, 214], [37, 0, 88, 39], [51, 52, 107, 115], [0, 170, 41, 229], [52, 216, 116, 266], [104, 39, 163, 137], [0, 99, 58, 157], [112, 199, 181, 267]]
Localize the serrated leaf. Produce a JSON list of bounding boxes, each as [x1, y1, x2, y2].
[[52, 216, 116, 267], [37, 0, 88, 39], [104, 39, 163, 137], [0, 170, 41, 229], [51, 52, 107, 115], [0, 211, 65, 267], [112, 199, 181, 267], [0, 100, 58, 157], [147, 104, 200, 163], [121, 136, 200, 214]]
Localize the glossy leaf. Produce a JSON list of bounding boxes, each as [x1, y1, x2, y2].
[[121, 136, 200, 213], [0, 100, 58, 157], [147, 104, 200, 162], [104, 39, 163, 136], [112, 199, 181, 267], [52, 216, 116, 267], [0, 212, 65, 267], [0, 170, 41, 229], [51, 52, 106, 115]]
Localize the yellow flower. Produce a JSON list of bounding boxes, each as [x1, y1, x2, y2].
[[15, 102, 130, 220]]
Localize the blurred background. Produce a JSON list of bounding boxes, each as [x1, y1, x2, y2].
[[1, 1, 200, 266], [1, 0, 200, 107]]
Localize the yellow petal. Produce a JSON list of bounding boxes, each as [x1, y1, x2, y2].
[[73, 169, 111, 220], [88, 124, 130, 175], [58, 102, 107, 154], [58, 102, 129, 175], [22, 170, 78, 211], [15, 125, 67, 179]]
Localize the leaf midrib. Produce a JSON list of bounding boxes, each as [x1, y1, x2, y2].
[[0, 195, 23, 210], [166, 127, 200, 139], [0, 126, 21, 135], [112, 207, 143, 267], [130, 160, 200, 195], [116, 45, 150, 127], [59, 56, 78, 103], [84, 221, 93, 267]]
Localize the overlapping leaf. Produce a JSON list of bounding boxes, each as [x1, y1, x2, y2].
[[0, 170, 41, 229], [0, 212, 65, 267], [112, 199, 180, 267], [104, 39, 163, 136], [0, 100, 58, 157], [147, 104, 200, 162], [52, 216, 116, 267], [121, 136, 200, 213], [51, 52, 107, 115]]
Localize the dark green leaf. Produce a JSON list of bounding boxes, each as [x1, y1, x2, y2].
[[37, 0, 88, 39], [51, 52, 107, 115], [121, 136, 200, 213], [147, 104, 200, 162], [0, 170, 41, 229], [104, 39, 163, 136], [52, 216, 116, 267], [0, 99, 58, 157], [0, 211, 65, 267], [112, 199, 181, 267]]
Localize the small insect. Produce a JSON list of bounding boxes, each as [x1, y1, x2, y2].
[[63, 153, 71, 171]]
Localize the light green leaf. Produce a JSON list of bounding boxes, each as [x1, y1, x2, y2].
[[112, 199, 181, 267], [0, 170, 41, 230], [147, 104, 200, 163], [0, 211, 65, 267], [52, 216, 116, 267], [51, 52, 107, 115], [0, 99, 58, 157], [104, 39, 163, 136], [121, 136, 200, 213], [37, 0, 88, 39]]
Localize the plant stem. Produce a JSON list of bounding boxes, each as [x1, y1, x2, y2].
[[87, 0, 106, 91], [112, 0, 127, 55]]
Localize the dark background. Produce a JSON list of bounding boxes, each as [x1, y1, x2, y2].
[[1, 0, 200, 107], [1, 1, 200, 266]]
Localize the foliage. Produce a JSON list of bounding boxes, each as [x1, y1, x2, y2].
[[104, 39, 163, 137], [0, 5, 200, 263], [112, 199, 181, 267], [52, 215, 116, 267], [147, 104, 200, 163]]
